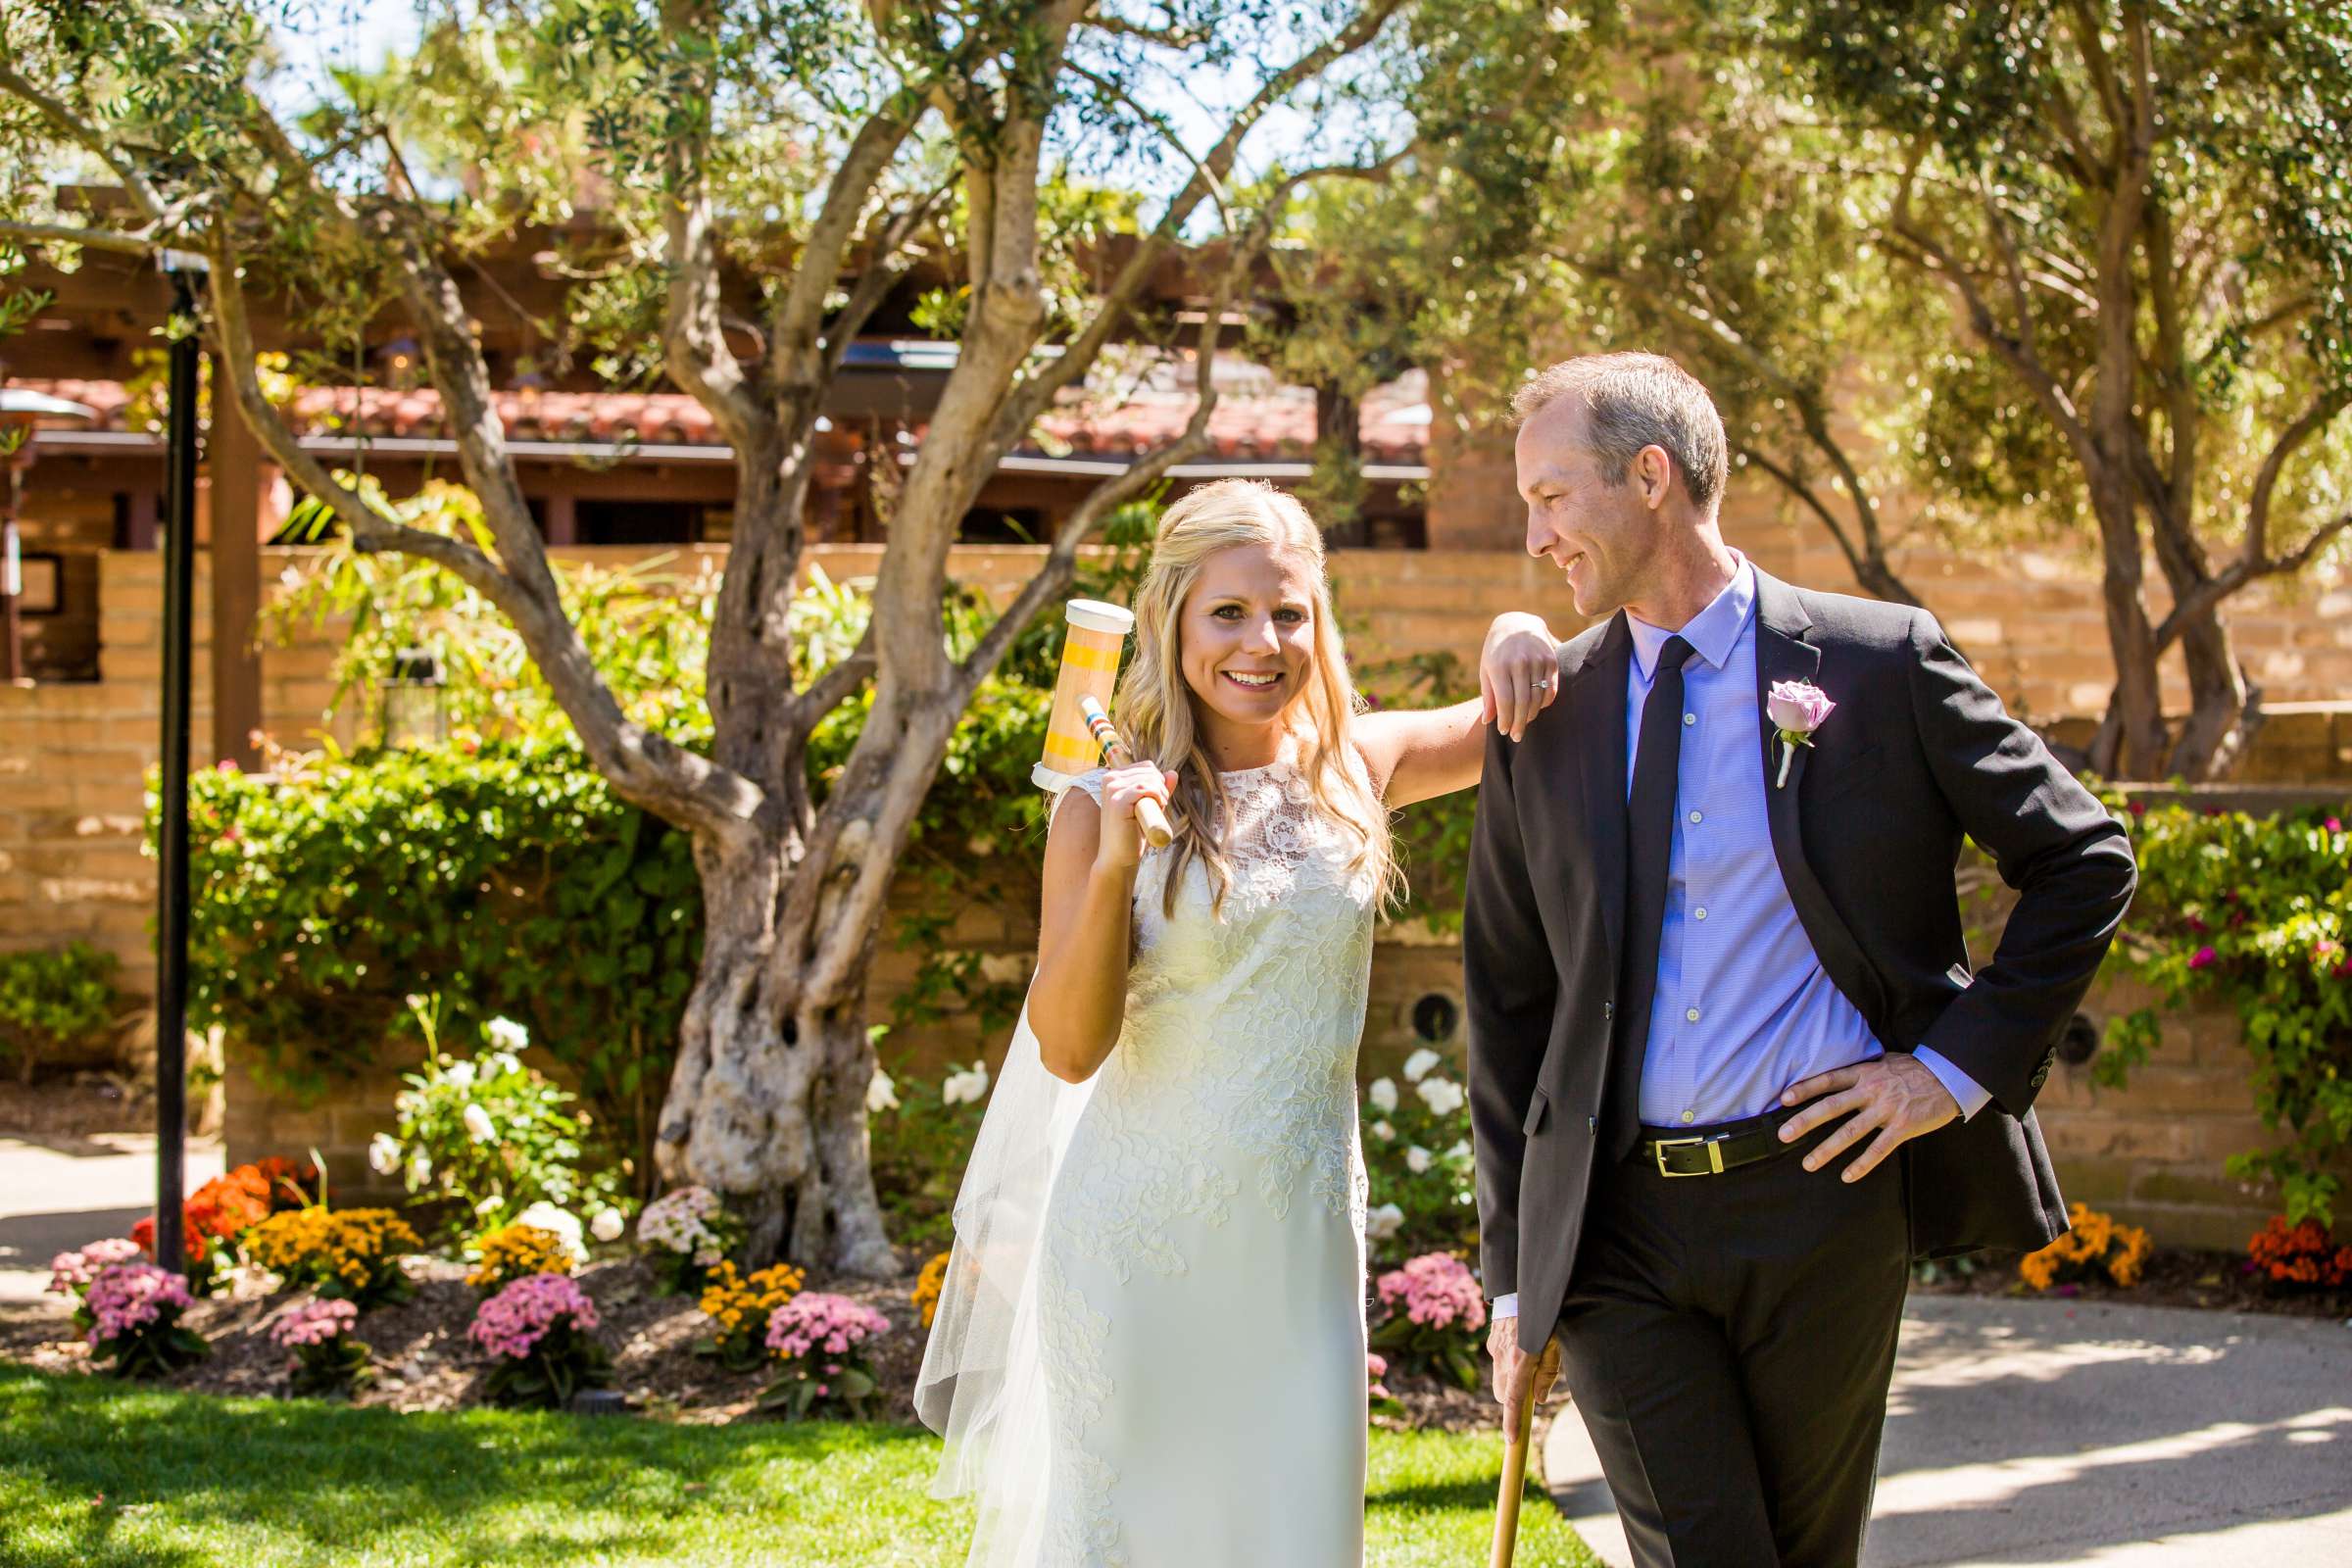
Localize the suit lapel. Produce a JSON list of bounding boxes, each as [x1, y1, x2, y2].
[[1752, 571, 1892, 1029], [1569, 613, 1633, 980]]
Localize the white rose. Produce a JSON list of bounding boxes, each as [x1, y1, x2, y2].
[[462, 1102, 496, 1144], [487, 1017, 530, 1053], [942, 1061, 991, 1106], [485, 1052, 522, 1081], [1370, 1120, 1395, 1143], [866, 1068, 901, 1114], [445, 1061, 477, 1091], [1415, 1076, 1466, 1117], [1405, 1145, 1433, 1174], [1365, 1203, 1405, 1241], [1401, 1048, 1442, 1084], [516, 1201, 585, 1261], [1445, 1140, 1472, 1165], [368, 1132, 402, 1175], [407, 1152, 432, 1186], [1366, 1077, 1398, 1114], [590, 1207, 626, 1244]]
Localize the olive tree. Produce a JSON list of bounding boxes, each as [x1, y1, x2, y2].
[[0, 0, 1411, 1270]]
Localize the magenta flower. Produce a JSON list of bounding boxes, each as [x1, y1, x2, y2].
[[83, 1262, 193, 1348], [1374, 1252, 1488, 1333], [764, 1293, 890, 1362], [2326, 817, 2342, 834], [468, 1273, 600, 1360], [2187, 946, 2217, 971], [47, 1238, 144, 1298], [270, 1298, 360, 1350]]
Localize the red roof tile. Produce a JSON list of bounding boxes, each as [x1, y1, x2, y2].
[[8, 369, 1430, 464]]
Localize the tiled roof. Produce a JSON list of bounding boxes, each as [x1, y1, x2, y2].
[[10, 368, 1432, 465]]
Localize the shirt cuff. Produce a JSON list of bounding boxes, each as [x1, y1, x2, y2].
[[1913, 1046, 1993, 1121], [1491, 1293, 1519, 1318]]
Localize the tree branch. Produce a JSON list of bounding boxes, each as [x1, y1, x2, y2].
[[770, 98, 923, 395], [0, 218, 159, 256], [2245, 389, 2351, 570], [0, 59, 169, 223]]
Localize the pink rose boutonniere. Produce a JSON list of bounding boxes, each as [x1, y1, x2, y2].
[[1767, 679, 1836, 788]]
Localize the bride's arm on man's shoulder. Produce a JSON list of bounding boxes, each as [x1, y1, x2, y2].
[[1029, 764, 1171, 1085], [1354, 612, 1561, 808]]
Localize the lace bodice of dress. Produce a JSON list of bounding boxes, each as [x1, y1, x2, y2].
[[1056, 755, 1380, 1281]]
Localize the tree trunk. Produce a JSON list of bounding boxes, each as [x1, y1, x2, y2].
[[655, 829, 897, 1277], [2162, 606, 2252, 781], [2086, 485, 2170, 779]]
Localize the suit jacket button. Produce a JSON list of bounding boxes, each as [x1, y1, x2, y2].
[[1587, 1116, 1597, 1134]]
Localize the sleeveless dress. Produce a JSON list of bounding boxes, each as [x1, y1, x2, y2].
[[1033, 755, 1381, 1565]]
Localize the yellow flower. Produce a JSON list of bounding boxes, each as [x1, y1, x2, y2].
[[913, 1250, 952, 1329]]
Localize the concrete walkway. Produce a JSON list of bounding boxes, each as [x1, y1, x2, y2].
[[0, 1132, 222, 1303], [1545, 1295, 2352, 1566]]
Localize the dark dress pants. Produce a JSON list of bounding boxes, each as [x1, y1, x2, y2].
[[1551, 1122, 1910, 1568]]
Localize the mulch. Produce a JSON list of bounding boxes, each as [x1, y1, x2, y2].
[[0, 1254, 938, 1425], [1910, 1246, 2352, 1320]]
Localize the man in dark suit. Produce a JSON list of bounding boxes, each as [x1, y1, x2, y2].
[[1467, 352, 2136, 1565]]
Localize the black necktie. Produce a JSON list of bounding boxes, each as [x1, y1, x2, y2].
[[1606, 634, 1695, 1161]]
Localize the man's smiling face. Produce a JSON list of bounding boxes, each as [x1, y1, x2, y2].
[[1514, 400, 1663, 619]]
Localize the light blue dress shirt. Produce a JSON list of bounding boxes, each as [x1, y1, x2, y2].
[[1493, 558, 1984, 1320], [1622, 559, 1988, 1126]]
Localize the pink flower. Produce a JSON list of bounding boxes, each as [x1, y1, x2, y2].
[[47, 1238, 144, 1297], [2326, 817, 2342, 834], [270, 1298, 359, 1350], [83, 1262, 193, 1348], [1375, 1252, 1487, 1333], [1366, 1353, 1388, 1381], [1766, 679, 1836, 736], [764, 1293, 889, 1363], [468, 1273, 600, 1360], [2187, 946, 2217, 971]]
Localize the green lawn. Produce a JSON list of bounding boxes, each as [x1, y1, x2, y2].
[[0, 1364, 1594, 1566]]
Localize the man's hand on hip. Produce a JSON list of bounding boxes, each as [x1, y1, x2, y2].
[[1779, 1053, 1959, 1181], [1488, 1310, 1562, 1413]]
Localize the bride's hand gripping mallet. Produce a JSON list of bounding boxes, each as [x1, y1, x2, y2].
[[1033, 599, 1172, 849], [1080, 696, 1172, 849], [1490, 1334, 1563, 1568]]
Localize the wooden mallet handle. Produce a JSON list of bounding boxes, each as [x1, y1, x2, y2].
[[1079, 697, 1173, 848]]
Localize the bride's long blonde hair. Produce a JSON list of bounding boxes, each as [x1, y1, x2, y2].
[[1112, 479, 1399, 918]]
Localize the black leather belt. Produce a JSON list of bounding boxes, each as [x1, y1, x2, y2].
[[1636, 1106, 1806, 1178]]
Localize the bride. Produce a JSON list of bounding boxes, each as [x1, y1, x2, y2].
[[917, 478, 1560, 1566]]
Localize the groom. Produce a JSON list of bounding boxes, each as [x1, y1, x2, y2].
[[1465, 352, 2136, 1565]]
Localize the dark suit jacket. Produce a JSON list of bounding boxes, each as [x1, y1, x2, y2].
[[1463, 568, 2137, 1353]]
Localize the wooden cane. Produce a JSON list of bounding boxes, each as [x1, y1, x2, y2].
[[1490, 1338, 1562, 1568]]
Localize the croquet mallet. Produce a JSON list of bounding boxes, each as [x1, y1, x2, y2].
[[1033, 598, 1171, 848]]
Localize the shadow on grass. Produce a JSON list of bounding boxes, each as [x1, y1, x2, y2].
[[0, 1363, 956, 1567]]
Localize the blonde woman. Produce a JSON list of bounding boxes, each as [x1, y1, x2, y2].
[[918, 479, 1562, 1567]]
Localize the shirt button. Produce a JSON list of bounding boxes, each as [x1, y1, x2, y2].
[[1686, 1007, 1701, 1023], [1693, 907, 1707, 921], [1680, 1109, 1696, 1124], [1689, 809, 1703, 824], [1683, 712, 1695, 726]]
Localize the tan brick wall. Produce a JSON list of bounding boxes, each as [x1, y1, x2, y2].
[[7, 541, 2342, 1249]]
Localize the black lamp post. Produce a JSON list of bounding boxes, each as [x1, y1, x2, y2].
[[154, 250, 208, 1277]]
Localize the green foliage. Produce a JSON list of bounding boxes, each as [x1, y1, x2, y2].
[[2098, 799, 2352, 1225], [380, 1007, 628, 1239], [866, 1056, 991, 1258], [0, 942, 122, 1085], [1360, 1052, 1480, 1266], [170, 738, 701, 1178]]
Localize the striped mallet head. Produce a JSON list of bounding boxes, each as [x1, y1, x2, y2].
[[1033, 599, 1137, 793]]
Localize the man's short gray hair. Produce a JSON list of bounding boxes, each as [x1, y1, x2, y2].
[[1510, 352, 1729, 513]]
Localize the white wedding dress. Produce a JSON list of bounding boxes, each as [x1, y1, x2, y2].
[[920, 753, 1381, 1567]]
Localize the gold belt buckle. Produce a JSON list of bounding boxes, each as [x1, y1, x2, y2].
[[1653, 1134, 1727, 1177]]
